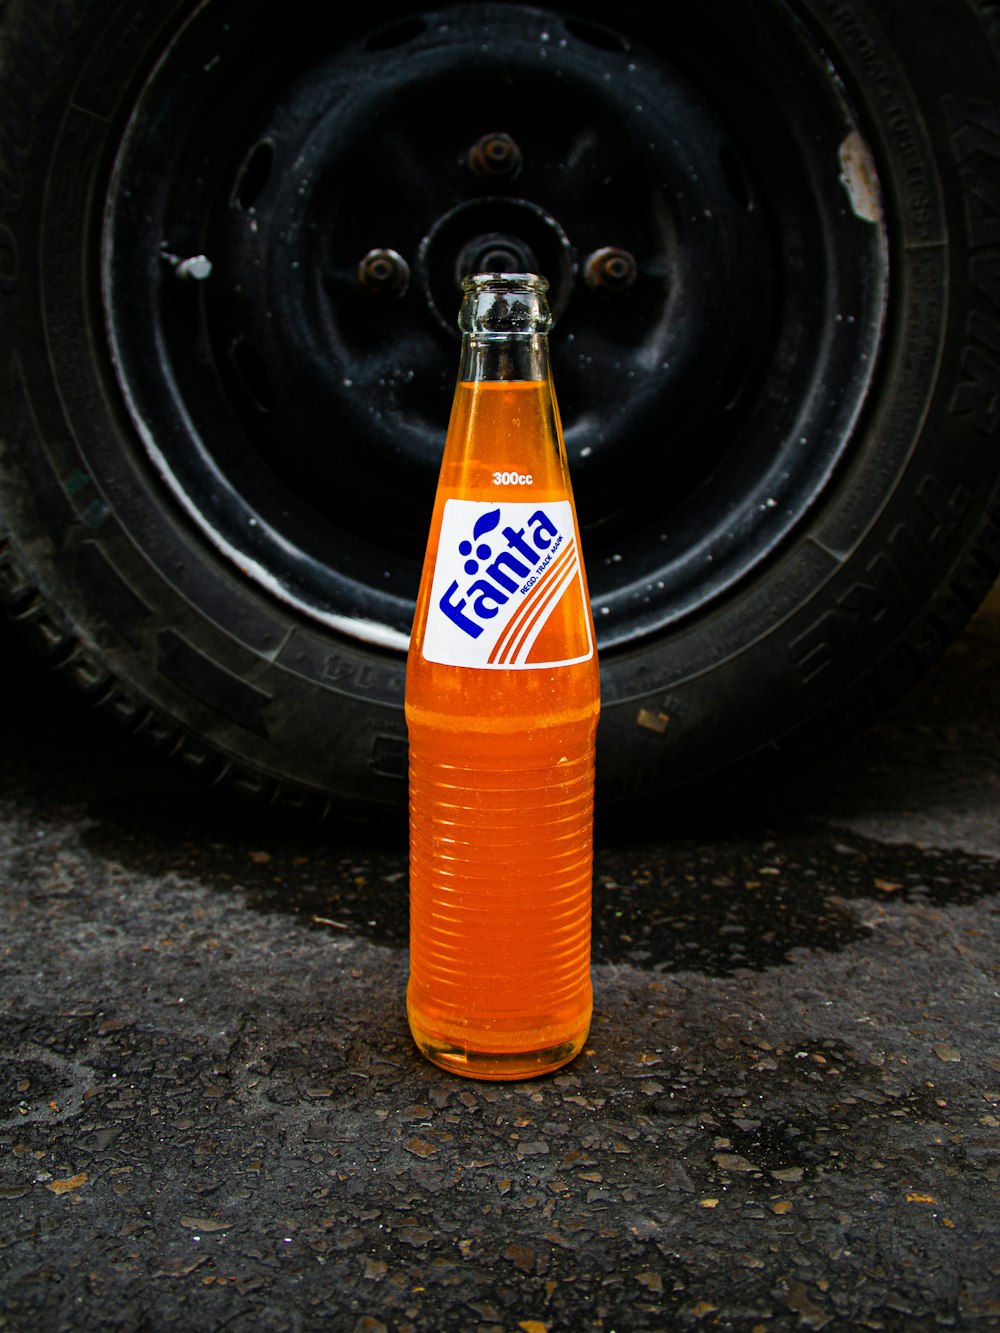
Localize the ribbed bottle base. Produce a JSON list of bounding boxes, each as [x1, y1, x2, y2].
[[408, 1009, 590, 1081], [407, 717, 595, 1081]]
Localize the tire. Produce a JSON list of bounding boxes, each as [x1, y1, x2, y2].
[[1, 0, 999, 819]]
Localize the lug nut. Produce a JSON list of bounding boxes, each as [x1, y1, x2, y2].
[[357, 247, 410, 297], [469, 132, 523, 181], [584, 246, 638, 295]]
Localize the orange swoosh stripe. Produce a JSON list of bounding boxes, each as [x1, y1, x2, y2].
[[489, 538, 578, 665], [489, 539, 576, 666], [510, 556, 581, 664]]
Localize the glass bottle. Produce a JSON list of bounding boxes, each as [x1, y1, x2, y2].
[[405, 272, 600, 1080]]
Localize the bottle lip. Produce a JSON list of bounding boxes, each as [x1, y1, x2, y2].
[[460, 271, 549, 294]]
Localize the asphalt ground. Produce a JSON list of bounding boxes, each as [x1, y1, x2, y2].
[[0, 588, 998, 1331]]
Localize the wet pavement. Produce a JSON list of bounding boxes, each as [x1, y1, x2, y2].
[[1, 590, 999, 1331]]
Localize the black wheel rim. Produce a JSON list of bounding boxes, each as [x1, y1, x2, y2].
[[102, 0, 888, 653]]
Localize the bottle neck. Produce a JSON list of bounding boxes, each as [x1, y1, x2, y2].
[[458, 333, 550, 382], [457, 273, 553, 383]]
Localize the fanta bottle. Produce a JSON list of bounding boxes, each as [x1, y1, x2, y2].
[[406, 272, 600, 1081]]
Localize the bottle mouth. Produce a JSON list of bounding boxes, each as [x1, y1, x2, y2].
[[460, 271, 549, 294], [458, 271, 553, 337]]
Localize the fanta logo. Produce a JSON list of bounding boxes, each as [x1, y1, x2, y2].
[[438, 507, 561, 639], [423, 498, 591, 669]]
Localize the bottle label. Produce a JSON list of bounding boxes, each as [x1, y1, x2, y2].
[[421, 499, 595, 669]]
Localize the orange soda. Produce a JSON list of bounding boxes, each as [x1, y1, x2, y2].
[[405, 273, 600, 1080]]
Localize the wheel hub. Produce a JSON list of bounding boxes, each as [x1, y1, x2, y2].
[[420, 196, 573, 333]]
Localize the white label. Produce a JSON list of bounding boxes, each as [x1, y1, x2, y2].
[[421, 499, 594, 669]]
